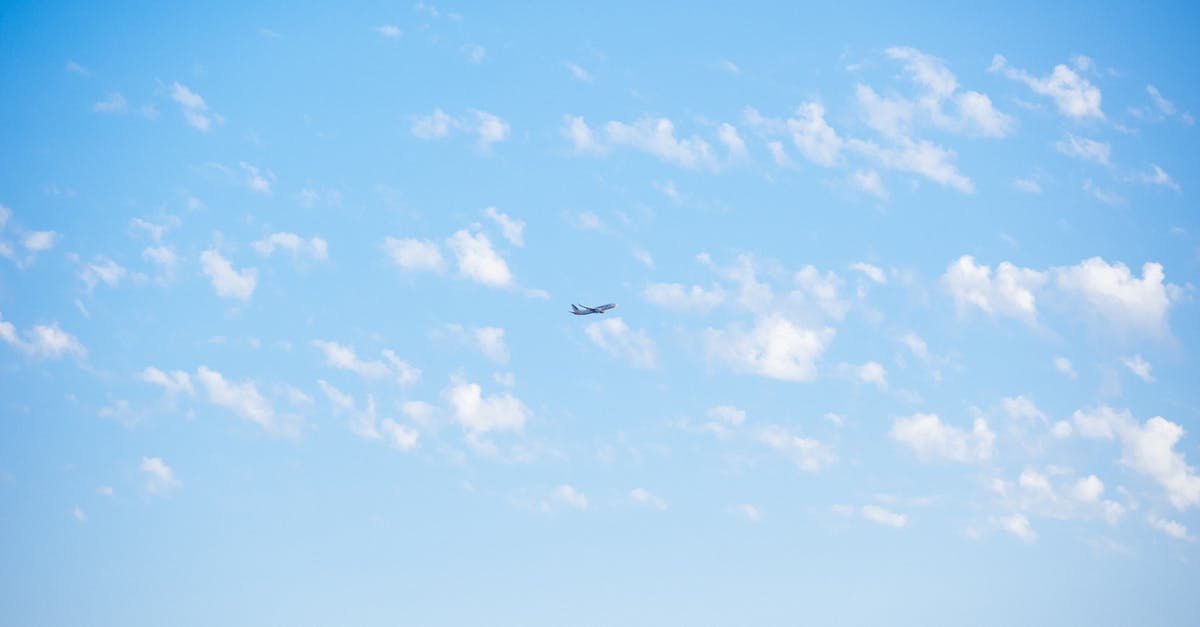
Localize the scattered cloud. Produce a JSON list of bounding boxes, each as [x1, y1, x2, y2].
[[140, 457, 181, 495], [384, 237, 445, 274], [630, 487, 668, 511], [92, 92, 127, 114], [759, 425, 835, 471], [411, 108, 510, 150], [0, 313, 87, 360], [1122, 354, 1154, 382], [170, 82, 221, 131], [941, 255, 1045, 325], [253, 232, 329, 260], [446, 229, 513, 287], [733, 503, 762, 522], [890, 413, 995, 463], [553, 484, 589, 510], [989, 54, 1104, 119], [200, 249, 257, 301], [643, 282, 725, 312], [861, 504, 907, 528], [564, 61, 592, 83], [1072, 406, 1200, 510], [483, 207, 525, 247], [603, 117, 720, 170], [705, 314, 834, 382], [584, 317, 657, 369], [1055, 134, 1110, 165]]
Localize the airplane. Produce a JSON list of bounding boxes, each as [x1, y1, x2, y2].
[[570, 303, 616, 315]]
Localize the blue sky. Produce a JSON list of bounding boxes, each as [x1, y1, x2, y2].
[[2, 1, 1199, 625]]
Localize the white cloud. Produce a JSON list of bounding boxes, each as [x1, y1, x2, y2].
[[718, 122, 749, 163], [312, 340, 392, 380], [483, 207, 524, 247], [1054, 258, 1178, 340], [1146, 85, 1176, 116], [200, 250, 257, 300], [705, 314, 834, 382], [471, 110, 509, 147], [941, 255, 1046, 325], [604, 117, 719, 170], [849, 262, 886, 284], [554, 484, 589, 510], [1052, 421, 1073, 438], [584, 317, 657, 369], [900, 332, 929, 362], [785, 102, 842, 167], [561, 115, 606, 155], [1073, 406, 1200, 510], [474, 327, 509, 364], [851, 169, 888, 200], [444, 379, 529, 435], [239, 162, 274, 195], [1147, 514, 1193, 541], [140, 457, 181, 495], [79, 256, 127, 290], [632, 250, 653, 270], [384, 237, 445, 274], [998, 513, 1037, 542], [317, 380, 380, 440], [849, 137, 973, 193], [72, 506, 86, 522], [253, 233, 328, 260], [446, 229, 513, 287], [0, 314, 87, 360], [1134, 164, 1180, 192], [1054, 134, 1110, 165], [382, 350, 421, 386], [375, 25, 401, 37], [733, 503, 762, 522], [717, 59, 740, 74], [564, 61, 591, 82], [170, 82, 221, 131], [139, 367, 194, 396], [853, 48, 1013, 139], [65, 60, 89, 76], [1122, 354, 1154, 382], [412, 108, 509, 149], [854, 361, 888, 389], [793, 265, 849, 319], [1054, 357, 1078, 379], [195, 366, 292, 435], [643, 282, 725, 312], [861, 504, 907, 528], [380, 418, 419, 451], [630, 488, 668, 511], [411, 108, 454, 139], [759, 425, 835, 471], [989, 54, 1104, 119], [23, 230, 57, 252], [1013, 178, 1042, 193], [461, 43, 486, 63], [1001, 395, 1047, 423], [1082, 178, 1123, 205], [890, 413, 995, 463], [143, 246, 177, 271], [92, 92, 127, 114]]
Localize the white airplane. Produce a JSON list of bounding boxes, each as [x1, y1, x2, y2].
[[569, 303, 616, 315]]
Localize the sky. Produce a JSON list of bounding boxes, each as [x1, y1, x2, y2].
[[1, 1, 1199, 625]]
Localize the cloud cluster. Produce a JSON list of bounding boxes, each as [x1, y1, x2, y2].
[[941, 255, 1181, 339], [411, 108, 510, 150]]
